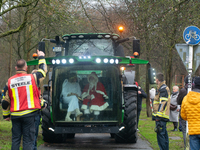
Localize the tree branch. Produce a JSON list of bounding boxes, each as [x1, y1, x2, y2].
[[0, 0, 36, 16], [0, 0, 39, 38]]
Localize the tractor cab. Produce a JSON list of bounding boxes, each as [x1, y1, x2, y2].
[[52, 64, 122, 123]]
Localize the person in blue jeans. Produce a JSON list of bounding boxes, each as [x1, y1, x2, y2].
[[33, 114, 41, 150], [152, 73, 171, 150], [155, 120, 169, 150], [181, 77, 200, 150]]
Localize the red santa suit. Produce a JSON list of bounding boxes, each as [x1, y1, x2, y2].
[[81, 73, 109, 112]]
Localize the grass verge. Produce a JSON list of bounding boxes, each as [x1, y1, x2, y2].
[[0, 100, 184, 150], [0, 106, 44, 150], [138, 100, 185, 150]]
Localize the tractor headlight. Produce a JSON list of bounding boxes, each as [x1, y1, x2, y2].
[[110, 59, 114, 64], [61, 59, 67, 64], [115, 59, 119, 64], [96, 58, 101, 63], [56, 59, 60, 64], [52, 59, 56, 64], [69, 58, 74, 64], [103, 58, 108, 63]]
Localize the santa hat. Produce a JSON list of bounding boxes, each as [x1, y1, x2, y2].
[[87, 72, 99, 83]]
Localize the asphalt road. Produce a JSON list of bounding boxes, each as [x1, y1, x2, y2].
[[38, 133, 153, 150]]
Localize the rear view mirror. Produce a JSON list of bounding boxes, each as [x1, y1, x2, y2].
[[148, 68, 156, 84], [133, 39, 140, 57], [38, 42, 45, 54]]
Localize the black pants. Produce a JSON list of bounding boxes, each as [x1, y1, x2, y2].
[[173, 122, 178, 129], [11, 116, 35, 150]]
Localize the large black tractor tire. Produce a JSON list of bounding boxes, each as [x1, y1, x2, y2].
[[115, 90, 138, 143], [41, 107, 65, 143]]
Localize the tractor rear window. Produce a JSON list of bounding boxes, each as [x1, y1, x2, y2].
[[52, 65, 121, 123], [68, 39, 114, 56]]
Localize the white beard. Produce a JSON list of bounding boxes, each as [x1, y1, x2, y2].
[[89, 79, 97, 91]]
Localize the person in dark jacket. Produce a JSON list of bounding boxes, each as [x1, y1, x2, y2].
[[177, 75, 194, 150], [135, 82, 147, 130], [152, 73, 171, 150]]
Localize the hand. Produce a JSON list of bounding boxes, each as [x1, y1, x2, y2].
[[4, 117, 11, 121], [71, 93, 77, 96], [86, 95, 91, 99], [44, 103, 47, 109], [138, 91, 141, 94], [37, 49, 45, 57]]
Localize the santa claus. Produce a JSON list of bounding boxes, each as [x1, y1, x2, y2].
[[81, 72, 109, 121]]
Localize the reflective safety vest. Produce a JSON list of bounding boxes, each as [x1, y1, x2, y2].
[[8, 73, 41, 114], [152, 82, 171, 122]]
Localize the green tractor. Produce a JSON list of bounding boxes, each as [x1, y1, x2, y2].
[[27, 33, 156, 143]]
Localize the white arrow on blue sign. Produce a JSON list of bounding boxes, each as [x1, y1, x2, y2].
[[183, 26, 200, 45]]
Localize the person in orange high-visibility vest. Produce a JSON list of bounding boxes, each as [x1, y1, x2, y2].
[[2, 50, 47, 150]]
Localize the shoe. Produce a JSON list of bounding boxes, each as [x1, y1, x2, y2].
[[137, 129, 140, 132], [171, 129, 178, 131], [76, 111, 83, 117], [65, 117, 72, 121]]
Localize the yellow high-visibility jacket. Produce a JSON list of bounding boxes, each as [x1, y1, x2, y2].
[[152, 81, 171, 122], [181, 90, 200, 135]]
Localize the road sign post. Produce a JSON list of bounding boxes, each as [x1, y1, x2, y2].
[[182, 26, 200, 150]]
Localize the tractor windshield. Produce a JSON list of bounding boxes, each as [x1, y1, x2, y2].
[[52, 65, 121, 122], [68, 39, 114, 56]]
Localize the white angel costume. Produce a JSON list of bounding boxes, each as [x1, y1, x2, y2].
[[60, 79, 81, 113]]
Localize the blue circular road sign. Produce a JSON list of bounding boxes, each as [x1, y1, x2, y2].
[[183, 26, 200, 45]]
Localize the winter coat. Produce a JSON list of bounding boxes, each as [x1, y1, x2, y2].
[[149, 88, 156, 99], [181, 88, 200, 135], [137, 86, 147, 112], [152, 81, 171, 122], [169, 92, 180, 122], [177, 85, 188, 106], [177, 84, 194, 106]]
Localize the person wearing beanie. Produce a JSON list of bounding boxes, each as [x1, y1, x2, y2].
[[177, 75, 194, 149], [181, 76, 200, 150]]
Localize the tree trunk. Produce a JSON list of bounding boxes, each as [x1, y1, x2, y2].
[[146, 62, 151, 117], [9, 35, 13, 77]]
